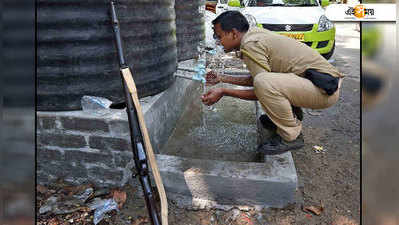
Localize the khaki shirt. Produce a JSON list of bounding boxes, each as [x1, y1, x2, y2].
[[240, 27, 344, 79]]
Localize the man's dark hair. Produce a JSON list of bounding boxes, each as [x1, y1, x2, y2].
[[212, 11, 249, 32]]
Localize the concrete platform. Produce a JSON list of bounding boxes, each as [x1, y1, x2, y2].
[[156, 153, 297, 210], [37, 59, 299, 209], [154, 101, 298, 210]]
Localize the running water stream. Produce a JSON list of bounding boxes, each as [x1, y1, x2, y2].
[[162, 44, 260, 162]]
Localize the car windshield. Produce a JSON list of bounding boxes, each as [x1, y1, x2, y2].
[[243, 0, 319, 6]]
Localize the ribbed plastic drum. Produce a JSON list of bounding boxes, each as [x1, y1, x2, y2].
[[37, 0, 177, 111], [175, 0, 205, 61]]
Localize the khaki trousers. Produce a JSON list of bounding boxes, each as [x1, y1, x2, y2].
[[253, 72, 342, 141]]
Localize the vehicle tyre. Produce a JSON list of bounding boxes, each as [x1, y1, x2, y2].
[[322, 41, 335, 60]]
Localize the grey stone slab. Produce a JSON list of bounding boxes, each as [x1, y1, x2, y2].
[[36, 171, 55, 185], [87, 166, 124, 186], [155, 154, 297, 209], [108, 120, 130, 137], [37, 147, 64, 161], [37, 132, 87, 148], [114, 151, 133, 168], [64, 150, 114, 167], [89, 136, 131, 152], [37, 162, 88, 184], [40, 116, 57, 130], [60, 117, 109, 133], [37, 109, 116, 120]]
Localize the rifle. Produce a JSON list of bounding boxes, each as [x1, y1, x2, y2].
[[109, 1, 168, 224]]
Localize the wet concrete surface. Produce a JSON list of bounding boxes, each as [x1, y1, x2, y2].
[[161, 84, 260, 162]]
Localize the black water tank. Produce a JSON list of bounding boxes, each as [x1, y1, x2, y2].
[[37, 0, 177, 111], [175, 0, 205, 62]]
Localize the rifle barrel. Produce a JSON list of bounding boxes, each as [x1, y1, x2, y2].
[[110, 0, 126, 67]]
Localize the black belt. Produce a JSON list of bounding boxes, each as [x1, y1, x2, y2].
[[304, 69, 339, 96]]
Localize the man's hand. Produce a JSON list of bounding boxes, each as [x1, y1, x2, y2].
[[205, 71, 221, 86], [201, 88, 224, 106]]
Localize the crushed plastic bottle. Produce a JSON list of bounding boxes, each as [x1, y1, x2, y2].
[[81, 95, 112, 111], [91, 198, 119, 225], [73, 187, 94, 202]]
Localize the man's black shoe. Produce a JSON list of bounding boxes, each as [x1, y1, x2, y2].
[[292, 106, 303, 121], [259, 106, 303, 130], [257, 133, 305, 155], [259, 114, 277, 130]]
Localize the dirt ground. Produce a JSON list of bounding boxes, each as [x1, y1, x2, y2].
[[36, 23, 360, 225]]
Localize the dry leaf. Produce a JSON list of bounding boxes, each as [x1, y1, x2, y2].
[[131, 216, 149, 225], [37, 184, 48, 194], [302, 205, 324, 216], [237, 212, 254, 225], [48, 218, 59, 225], [112, 189, 127, 209]]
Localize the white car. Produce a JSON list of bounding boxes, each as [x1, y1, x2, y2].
[[216, 0, 336, 60]]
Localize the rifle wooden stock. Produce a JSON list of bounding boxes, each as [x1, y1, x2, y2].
[[121, 67, 168, 225]]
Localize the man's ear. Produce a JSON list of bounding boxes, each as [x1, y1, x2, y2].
[[231, 28, 240, 40]]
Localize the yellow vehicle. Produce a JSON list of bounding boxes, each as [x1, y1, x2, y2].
[[219, 0, 336, 60]]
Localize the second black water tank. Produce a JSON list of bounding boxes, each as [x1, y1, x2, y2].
[[37, 0, 177, 111], [175, 0, 205, 62]]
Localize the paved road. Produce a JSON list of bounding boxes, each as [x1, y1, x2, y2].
[[332, 22, 360, 81]]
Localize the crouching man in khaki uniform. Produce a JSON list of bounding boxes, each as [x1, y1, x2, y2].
[[201, 11, 344, 155]]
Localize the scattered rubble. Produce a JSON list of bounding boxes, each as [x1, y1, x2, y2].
[[37, 181, 127, 225]]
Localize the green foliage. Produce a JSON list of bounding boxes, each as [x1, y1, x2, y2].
[[362, 26, 381, 58]]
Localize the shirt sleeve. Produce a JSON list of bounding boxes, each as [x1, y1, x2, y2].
[[241, 41, 271, 77]]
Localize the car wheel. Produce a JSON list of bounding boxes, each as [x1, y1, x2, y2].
[[322, 41, 335, 60]]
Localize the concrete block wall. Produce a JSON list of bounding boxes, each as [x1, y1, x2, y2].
[[37, 110, 133, 187], [37, 64, 201, 187]]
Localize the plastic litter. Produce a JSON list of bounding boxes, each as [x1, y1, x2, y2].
[[313, 145, 326, 153], [81, 95, 112, 111], [89, 198, 119, 225], [39, 195, 83, 215], [39, 196, 58, 214], [73, 187, 94, 202]]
